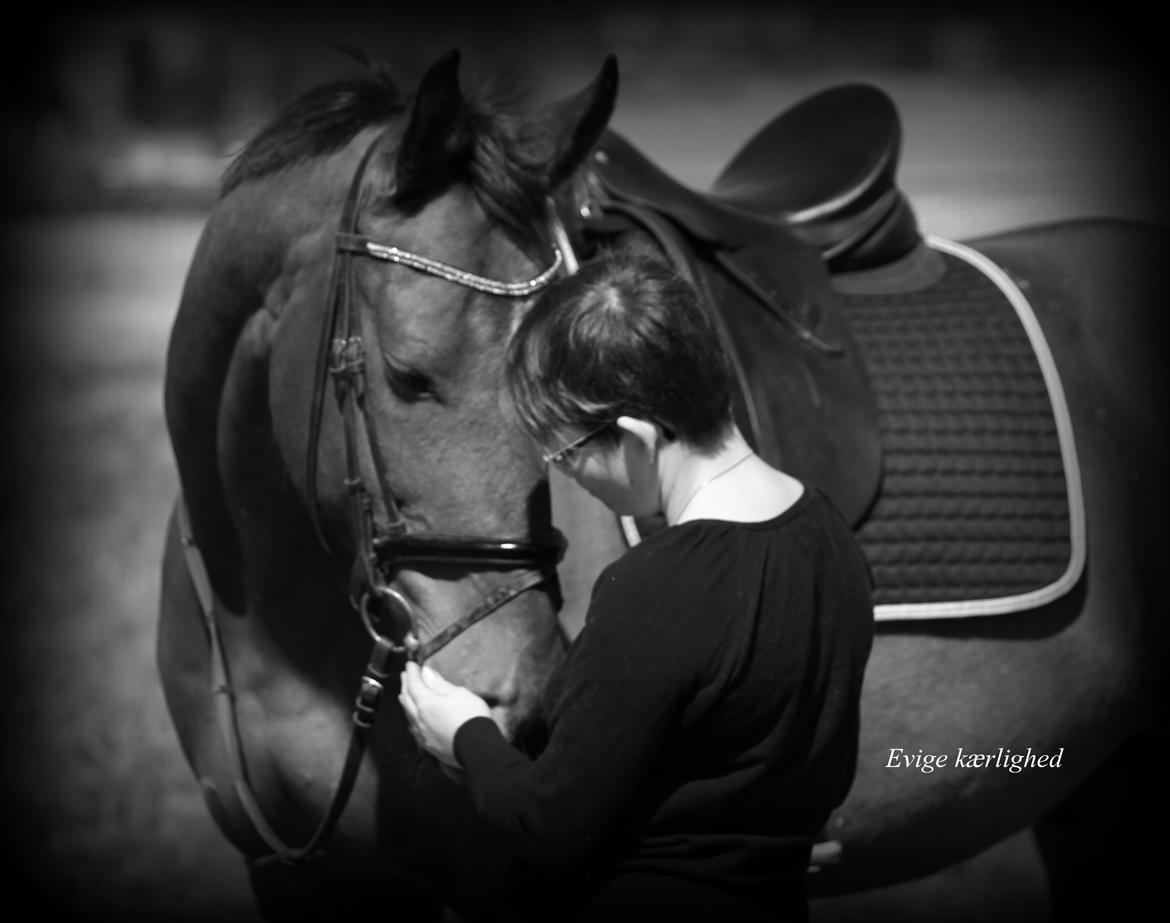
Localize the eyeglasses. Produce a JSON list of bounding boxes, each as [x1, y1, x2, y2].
[[541, 422, 611, 469]]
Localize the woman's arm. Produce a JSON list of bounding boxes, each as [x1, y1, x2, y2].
[[401, 562, 689, 875]]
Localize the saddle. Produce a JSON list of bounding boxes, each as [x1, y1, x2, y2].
[[592, 83, 920, 272], [573, 84, 921, 525]]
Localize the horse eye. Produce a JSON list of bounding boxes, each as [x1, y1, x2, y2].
[[383, 357, 434, 402]]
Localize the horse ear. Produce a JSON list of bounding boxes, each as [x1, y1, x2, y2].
[[394, 49, 472, 205], [542, 56, 619, 189]]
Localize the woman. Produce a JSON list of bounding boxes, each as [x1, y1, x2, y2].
[[400, 251, 873, 921]]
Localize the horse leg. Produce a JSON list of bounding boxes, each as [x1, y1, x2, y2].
[[1033, 732, 1168, 920]]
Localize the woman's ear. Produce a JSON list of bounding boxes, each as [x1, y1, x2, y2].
[[615, 416, 664, 456]]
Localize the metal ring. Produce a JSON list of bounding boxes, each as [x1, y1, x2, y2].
[[359, 587, 417, 653]]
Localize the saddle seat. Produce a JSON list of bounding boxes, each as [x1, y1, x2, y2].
[[592, 84, 920, 272]]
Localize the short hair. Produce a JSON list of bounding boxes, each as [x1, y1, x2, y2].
[[503, 249, 735, 453]]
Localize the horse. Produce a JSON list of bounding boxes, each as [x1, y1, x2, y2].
[[157, 50, 1166, 920], [157, 50, 619, 920]]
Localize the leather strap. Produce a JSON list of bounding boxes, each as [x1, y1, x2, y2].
[[177, 496, 387, 865], [305, 136, 385, 553]]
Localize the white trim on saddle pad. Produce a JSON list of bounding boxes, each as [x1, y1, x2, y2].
[[870, 236, 1087, 620], [620, 235, 1087, 622]]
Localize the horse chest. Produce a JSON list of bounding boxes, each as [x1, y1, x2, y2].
[[186, 613, 391, 855]]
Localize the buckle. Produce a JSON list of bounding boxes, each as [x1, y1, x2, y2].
[[352, 675, 384, 728]]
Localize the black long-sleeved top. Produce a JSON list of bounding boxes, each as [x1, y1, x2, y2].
[[453, 487, 874, 918]]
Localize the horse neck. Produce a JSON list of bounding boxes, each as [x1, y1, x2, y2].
[[190, 139, 381, 634]]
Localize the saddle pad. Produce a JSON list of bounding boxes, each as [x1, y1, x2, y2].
[[836, 236, 1085, 620]]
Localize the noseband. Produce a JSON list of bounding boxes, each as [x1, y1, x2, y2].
[[213, 132, 574, 865]]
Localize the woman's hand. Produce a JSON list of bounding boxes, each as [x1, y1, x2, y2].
[[399, 662, 491, 768]]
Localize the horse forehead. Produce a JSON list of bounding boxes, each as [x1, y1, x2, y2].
[[379, 282, 521, 363], [367, 192, 534, 350], [382, 184, 491, 250], [381, 185, 540, 276]]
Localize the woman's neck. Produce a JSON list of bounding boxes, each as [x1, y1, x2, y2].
[[661, 428, 805, 525], [660, 429, 756, 525]]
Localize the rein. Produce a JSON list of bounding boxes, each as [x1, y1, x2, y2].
[[195, 131, 572, 866]]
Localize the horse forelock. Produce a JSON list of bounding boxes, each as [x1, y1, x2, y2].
[[384, 76, 553, 257], [460, 84, 553, 258]]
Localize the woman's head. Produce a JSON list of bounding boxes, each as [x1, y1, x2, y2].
[[504, 249, 734, 456]]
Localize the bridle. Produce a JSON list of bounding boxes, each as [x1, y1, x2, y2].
[[191, 129, 575, 865], [304, 131, 568, 667]]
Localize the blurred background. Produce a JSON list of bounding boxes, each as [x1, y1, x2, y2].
[[3, 0, 1163, 224], [2, 1, 1163, 920]]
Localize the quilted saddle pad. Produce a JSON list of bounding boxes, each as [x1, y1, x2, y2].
[[835, 236, 1085, 620]]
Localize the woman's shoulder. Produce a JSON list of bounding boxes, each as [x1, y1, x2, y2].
[[591, 489, 856, 600], [588, 522, 722, 610], [671, 482, 824, 534]]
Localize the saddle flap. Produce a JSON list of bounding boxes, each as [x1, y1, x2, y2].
[[581, 200, 883, 528], [698, 245, 883, 525]]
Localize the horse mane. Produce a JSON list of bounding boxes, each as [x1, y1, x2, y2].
[[221, 77, 406, 195], [221, 61, 553, 254]]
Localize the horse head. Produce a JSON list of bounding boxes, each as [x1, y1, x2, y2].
[[306, 51, 617, 738], [171, 50, 617, 750]]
